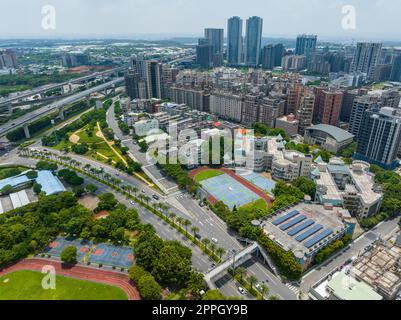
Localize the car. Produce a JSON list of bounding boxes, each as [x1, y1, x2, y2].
[[142, 189, 146, 193], [255, 283, 261, 290], [195, 233, 202, 240], [210, 263, 216, 268], [152, 194, 160, 200], [130, 201, 135, 205], [238, 287, 246, 295], [212, 238, 218, 243]]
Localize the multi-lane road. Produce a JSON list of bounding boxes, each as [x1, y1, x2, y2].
[[0, 78, 124, 138]]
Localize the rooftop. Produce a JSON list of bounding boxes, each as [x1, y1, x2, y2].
[[35, 170, 66, 196], [327, 272, 383, 300], [263, 203, 348, 258], [306, 124, 355, 143]]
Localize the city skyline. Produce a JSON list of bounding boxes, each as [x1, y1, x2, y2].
[[1, 0, 401, 41]]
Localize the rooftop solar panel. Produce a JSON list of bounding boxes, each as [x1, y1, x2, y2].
[[272, 210, 299, 226], [295, 224, 323, 242], [287, 220, 315, 236], [305, 229, 333, 248], [279, 215, 306, 231]]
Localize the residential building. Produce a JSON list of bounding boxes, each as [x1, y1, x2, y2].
[[261, 44, 285, 69], [313, 87, 343, 126], [227, 17, 243, 65], [295, 34, 317, 62], [348, 95, 379, 137], [258, 96, 285, 127], [355, 107, 401, 170], [350, 42, 382, 80], [275, 114, 299, 137], [196, 38, 213, 68], [133, 119, 159, 136], [244, 16, 263, 66], [281, 55, 306, 71], [145, 60, 163, 99], [210, 91, 243, 122], [205, 28, 224, 67]]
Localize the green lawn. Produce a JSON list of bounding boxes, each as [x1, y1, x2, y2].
[[0, 270, 128, 300], [239, 198, 268, 211], [193, 169, 224, 182], [76, 126, 103, 144]]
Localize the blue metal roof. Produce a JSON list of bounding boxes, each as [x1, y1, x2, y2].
[[0, 174, 30, 190], [35, 170, 66, 196]]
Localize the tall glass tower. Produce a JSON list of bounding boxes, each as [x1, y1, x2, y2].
[[245, 16, 263, 67], [227, 16, 243, 65]]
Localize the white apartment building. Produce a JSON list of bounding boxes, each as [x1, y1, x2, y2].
[[210, 91, 243, 122]]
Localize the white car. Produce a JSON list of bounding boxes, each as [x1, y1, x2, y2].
[[130, 201, 135, 205], [212, 238, 218, 243], [238, 287, 246, 295]]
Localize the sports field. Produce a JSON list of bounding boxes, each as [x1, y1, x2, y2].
[[0, 270, 128, 300], [193, 169, 224, 182], [200, 174, 261, 209]]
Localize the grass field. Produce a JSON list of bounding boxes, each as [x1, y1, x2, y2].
[[0, 270, 128, 300], [193, 169, 224, 182], [239, 198, 268, 211]]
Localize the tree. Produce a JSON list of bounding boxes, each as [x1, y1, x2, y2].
[[0, 184, 14, 195], [60, 246, 77, 264], [260, 284, 269, 298], [33, 182, 42, 194], [26, 170, 38, 179], [202, 290, 227, 300], [236, 267, 247, 282], [129, 265, 148, 283], [138, 274, 161, 300], [139, 140, 149, 152], [85, 184, 98, 194], [36, 161, 58, 171], [191, 226, 200, 239], [187, 271, 206, 298], [248, 275, 258, 289], [292, 177, 316, 198], [216, 247, 226, 260]]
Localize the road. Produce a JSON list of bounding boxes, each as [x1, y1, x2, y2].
[[2, 149, 212, 272], [0, 78, 124, 138], [213, 255, 298, 300], [0, 66, 127, 107], [300, 217, 400, 292]]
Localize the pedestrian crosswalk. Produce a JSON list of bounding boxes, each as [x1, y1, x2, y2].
[[286, 283, 300, 296]]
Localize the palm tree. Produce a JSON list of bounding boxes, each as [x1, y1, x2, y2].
[[269, 295, 280, 300], [170, 213, 177, 224], [191, 226, 200, 239], [132, 187, 138, 197], [209, 242, 217, 254], [260, 284, 269, 299], [248, 275, 258, 290], [236, 267, 246, 282], [176, 216, 183, 229], [183, 219, 191, 234], [143, 196, 151, 206], [216, 247, 226, 260], [201, 238, 210, 251]]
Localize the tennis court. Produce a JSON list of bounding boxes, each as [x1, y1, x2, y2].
[[44, 236, 92, 262], [237, 170, 276, 194], [200, 173, 261, 209], [89, 243, 135, 268]]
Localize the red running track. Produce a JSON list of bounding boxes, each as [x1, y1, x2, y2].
[[0, 258, 140, 300], [190, 166, 273, 207]]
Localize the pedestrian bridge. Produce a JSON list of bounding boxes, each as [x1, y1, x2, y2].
[[204, 242, 279, 289]]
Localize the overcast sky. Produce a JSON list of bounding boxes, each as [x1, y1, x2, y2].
[[1, 0, 400, 41]]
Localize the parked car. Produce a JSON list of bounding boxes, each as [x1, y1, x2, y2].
[[152, 194, 160, 200], [195, 233, 202, 240], [212, 238, 218, 243]]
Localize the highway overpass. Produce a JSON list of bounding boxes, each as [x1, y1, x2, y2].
[[0, 77, 124, 139], [0, 66, 127, 114]]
